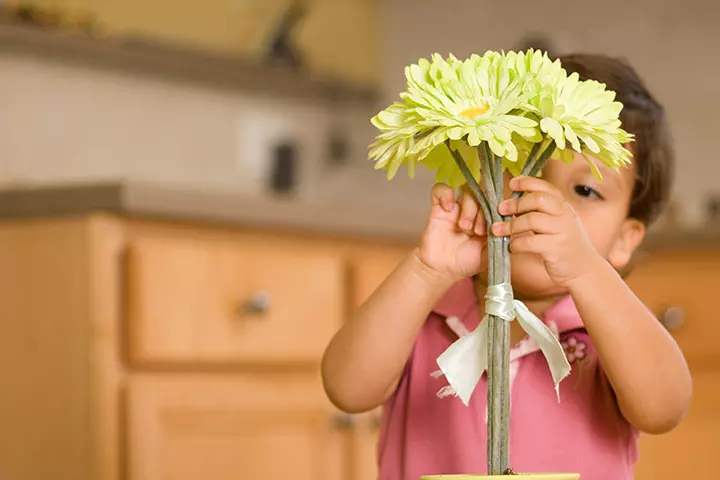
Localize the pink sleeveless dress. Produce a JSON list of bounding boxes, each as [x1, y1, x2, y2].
[[377, 278, 639, 480]]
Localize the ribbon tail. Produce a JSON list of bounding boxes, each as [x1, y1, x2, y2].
[[435, 317, 489, 406], [513, 300, 571, 401]]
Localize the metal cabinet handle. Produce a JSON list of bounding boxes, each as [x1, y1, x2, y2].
[[371, 412, 383, 429], [331, 413, 356, 429], [240, 291, 271, 315], [660, 306, 685, 332]]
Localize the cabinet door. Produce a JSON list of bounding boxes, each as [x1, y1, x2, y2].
[[295, 0, 379, 84], [350, 249, 407, 310], [128, 374, 347, 480], [626, 249, 720, 364], [634, 368, 719, 479], [350, 409, 382, 480], [347, 250, 407, 479], [628, 248, 720, 478]]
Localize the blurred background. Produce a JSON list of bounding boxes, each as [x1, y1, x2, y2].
[[0, 0, 717, 479]]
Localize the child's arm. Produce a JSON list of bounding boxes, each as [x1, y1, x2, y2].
[[494, 176, 692, 434], [566, 258, 691, 433], [322, 185, 487, 413], [321, 251, 454, 413]]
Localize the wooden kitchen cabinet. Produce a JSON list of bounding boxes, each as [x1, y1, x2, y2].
[[350, 250, 406, 310], [0, 217, 109, 480], [627, 249, 720, 365], [628, 248, 720, 480], [128, 374, 345, 480], [0, 214, 407, 480], [294, 0, 380, 85], [349, 409, 384, 480], [633, 368, 719, 479], [126, 236, 345, 366], [0, 210, 716, 480], [32, 0, 380, 85]]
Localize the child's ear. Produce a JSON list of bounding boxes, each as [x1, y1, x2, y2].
[[608, 218, 646, 270]]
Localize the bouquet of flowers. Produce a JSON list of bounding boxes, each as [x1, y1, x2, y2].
[[368, 50, 632, 478]]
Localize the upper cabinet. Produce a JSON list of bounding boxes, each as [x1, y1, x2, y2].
[[29, 0, 380, 86], [294, 0, 379, 86]]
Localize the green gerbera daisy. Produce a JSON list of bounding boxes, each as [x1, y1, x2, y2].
[[527, 67, 634, 179], [369, 49, 634, 187], [369, 51, 543, 186]]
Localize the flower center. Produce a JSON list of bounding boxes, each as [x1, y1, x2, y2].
[[459, 103, 489, 118]]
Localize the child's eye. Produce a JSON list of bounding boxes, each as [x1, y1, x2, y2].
[[574, 185, 604, 200]]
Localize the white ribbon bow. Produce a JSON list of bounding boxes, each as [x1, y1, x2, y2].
[[435, 283, 571, 406]]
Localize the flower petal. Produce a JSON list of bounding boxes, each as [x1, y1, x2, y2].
[[488, 137, 506, 158], [564, 124, 582, 151], [540, 117, 566, 150]]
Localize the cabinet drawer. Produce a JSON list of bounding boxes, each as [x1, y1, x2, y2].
[[126, 237, 345, 366], [350, 250, 407, 310], [635, 368, 720, 479], [627, 249, 720, 364], [128, 374, 345, 480]]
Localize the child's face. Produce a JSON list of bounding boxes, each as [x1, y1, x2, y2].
[[509, 151, 645, 299]]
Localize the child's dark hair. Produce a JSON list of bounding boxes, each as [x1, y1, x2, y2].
[[558, 54, 675, 225]]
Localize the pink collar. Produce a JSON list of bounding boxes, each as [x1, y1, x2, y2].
[[432, 278, 584, 334]]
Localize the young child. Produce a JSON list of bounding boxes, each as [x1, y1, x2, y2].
[[321, 54, 692, 480]]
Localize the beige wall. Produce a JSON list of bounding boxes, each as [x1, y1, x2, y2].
[[378, 0, 720, 225], [0, 48, 433, 216], [0, 52, 387, 202]]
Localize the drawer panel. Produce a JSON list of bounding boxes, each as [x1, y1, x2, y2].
[[127, 374, 345, 480], [126, 236, 345, 365], [635, 368, 720, 479], [350, 250, 406, 311], [627, 249, 720, 364]]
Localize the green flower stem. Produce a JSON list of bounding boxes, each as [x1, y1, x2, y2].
[[478, 145, 501, 218], [486, 143, 498, 192], [477, 143, 511, 474], [494, 153, 504, 208], [518, 141, 543, 177], [511, 140, 557, 199], [528, 141, 557, 177], [445, 141, 493, 223], [446, 138, 556, 475], [494, 148, 511, 474], [486, 140, 554, 472]]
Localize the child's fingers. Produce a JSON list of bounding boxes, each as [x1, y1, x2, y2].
[[430, 183, 455, 212], [458, 190, 478, 233], [509, 176, 563, 197], [499, 191, 565, 217], [491, 212, 557, 237], [508, 233, 552, 256]]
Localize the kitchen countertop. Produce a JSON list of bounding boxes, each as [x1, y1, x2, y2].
[[0, 181, 430, 242], [0, 181, 717, 250]]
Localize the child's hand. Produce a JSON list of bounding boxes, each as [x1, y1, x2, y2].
[[492, 176, 600, 288], [415, 183, 488, 283]]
